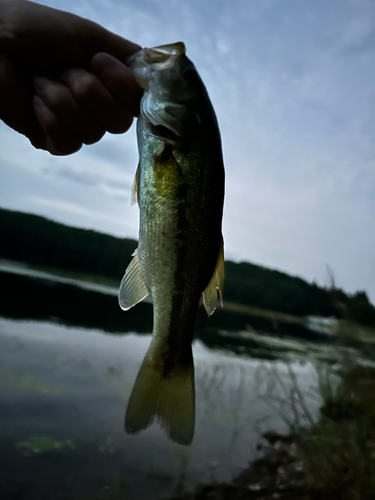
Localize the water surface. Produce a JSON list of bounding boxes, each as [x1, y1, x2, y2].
[[1, 267, 373, 499]]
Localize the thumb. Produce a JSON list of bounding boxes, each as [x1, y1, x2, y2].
[[74, 17, 142, 64], [2, 1, 141, 70]]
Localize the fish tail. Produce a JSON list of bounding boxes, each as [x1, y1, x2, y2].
[[125, 344, 195, 446]]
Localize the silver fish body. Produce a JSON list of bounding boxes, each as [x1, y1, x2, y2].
[[119, 42, 225, 445]]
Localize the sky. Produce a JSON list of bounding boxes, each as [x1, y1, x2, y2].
[[1, 0, 374, 302]]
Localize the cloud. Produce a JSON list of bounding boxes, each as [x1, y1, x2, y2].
[[32, 197, 124, 225], [345, 28, 375, 53], [43, 165, 99, 186], [84, 135, 138, 170], [41, 164, 131, 200], [1, 0, 375, 303], [0, 142, 139, 238]]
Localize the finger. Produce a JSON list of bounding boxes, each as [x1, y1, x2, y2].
[[91, 52, 143, 115], [0, 54, 43, 146], [61, 68, 135, 134], [33, 77, 106, 145], [33, 95, 82, 155]]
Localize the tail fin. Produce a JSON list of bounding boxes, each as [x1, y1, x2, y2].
[[125, 346, 195, 445]]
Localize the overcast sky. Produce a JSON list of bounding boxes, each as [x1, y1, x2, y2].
[[1, 0, 374, 302]]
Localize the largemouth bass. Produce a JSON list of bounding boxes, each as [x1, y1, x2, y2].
[[119, 42, 225, 445]]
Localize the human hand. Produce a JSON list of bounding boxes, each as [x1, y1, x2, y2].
[[0, 0, 143, 155]]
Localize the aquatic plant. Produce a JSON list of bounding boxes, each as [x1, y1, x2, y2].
[[16, 436, 75, 456]]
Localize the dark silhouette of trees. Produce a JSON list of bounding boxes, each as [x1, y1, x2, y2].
[[0, 207, 136, 280], [1, 207, 374, 326]]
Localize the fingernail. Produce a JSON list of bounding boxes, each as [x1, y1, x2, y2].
[[33, 77, 51, 93], [32, 95, 47, 111], [91, 52, 123, 72]]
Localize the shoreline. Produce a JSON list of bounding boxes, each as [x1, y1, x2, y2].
[[169, 365, 375, 500]]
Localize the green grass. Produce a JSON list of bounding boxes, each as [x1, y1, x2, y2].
[[255, 351, 375, 500], [292, 364, 375, 499]]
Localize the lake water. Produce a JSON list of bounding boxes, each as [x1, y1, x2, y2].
[[1, 265, 374, 499]]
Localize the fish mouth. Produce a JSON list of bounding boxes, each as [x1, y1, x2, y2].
[[144, 42, 186, 64], [129, 42, 197, 141], [126, 42, 186, 90]]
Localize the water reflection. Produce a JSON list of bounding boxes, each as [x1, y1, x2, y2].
[[2, 270, 373, 364], [0, 268, 374, 499]]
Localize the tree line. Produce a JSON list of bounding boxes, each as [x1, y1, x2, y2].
[[1, 207, 374, 326]]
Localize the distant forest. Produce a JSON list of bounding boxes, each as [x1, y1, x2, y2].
[[1, 207, 374, 327]]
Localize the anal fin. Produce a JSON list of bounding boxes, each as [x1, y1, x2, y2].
[[202, 237, 224, 316], [118, 248, 149, 310]]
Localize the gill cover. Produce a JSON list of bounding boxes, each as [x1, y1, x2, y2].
[[127, 42, 199, 137]]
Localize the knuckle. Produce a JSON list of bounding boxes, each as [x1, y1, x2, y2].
[[71, 73, 98, 101], [37, 109, 59, 131], [38, 83, 70, 111]]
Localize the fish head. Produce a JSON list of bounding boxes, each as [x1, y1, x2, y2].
[[127, 42, 201, 140]]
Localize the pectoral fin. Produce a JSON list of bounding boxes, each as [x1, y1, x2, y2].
[[202, 237, 224, 316], [131, 163, 141, 206], [118, 249, 150, 310]]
